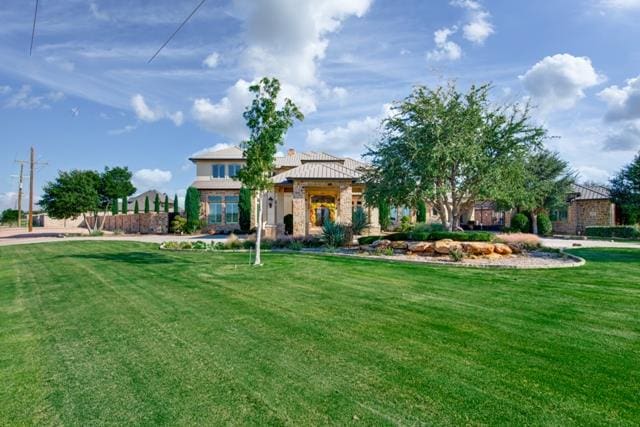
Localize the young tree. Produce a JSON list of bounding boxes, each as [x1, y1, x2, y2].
[[173, 194, 179, 214], [39, 170, 101, 233], [239, 187, 252, 232], [121, 196, 128, 214], [378, 200, 391, 231], [111, 199, 119, 215], [236, 77, 304, 265], [184, 187, 201, 232], [144, 195, 150, 213], [610, 151, 640, 224], [134, 200, 139, 214], [363, 83, 546, 230], [154, 193, 160, 213], [509, 149, 575, 234], [164, 195, 169, 213]]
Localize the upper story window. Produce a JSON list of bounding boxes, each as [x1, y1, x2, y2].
[[212, 164, 225, 178], [228, 164, 242, 178]]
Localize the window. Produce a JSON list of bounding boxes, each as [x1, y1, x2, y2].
[[212, 164, 225, 178], [228, 164, 242, 178], [208, 196, 222, 224], [225, 196, 239, 224], [550, 208, 568, 222]]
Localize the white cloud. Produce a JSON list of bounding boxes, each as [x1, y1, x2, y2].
[[451, 0, 494, 44], [603, 122, 640, 151], [519, 54, 604, 112], [132, 169, 172, 190], [576, 165, 612, 183], [108, 124, 137, 135], [4, 85, 65, 109], [305, 103, 392, 158], [191, 143, 232, 158], [598, 0, 640, 9], [130, 94, 183, 126], [203, 52, 220, 68], [0, 85, 10, 95], [598, 75, 640, 121], [427, 27, 462, 61], [0, 192, 18, 211]]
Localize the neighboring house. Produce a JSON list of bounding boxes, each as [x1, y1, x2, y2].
[[126, 190, 172, 213], [189, 146, 381, 237], [551, 183, 616, 234]]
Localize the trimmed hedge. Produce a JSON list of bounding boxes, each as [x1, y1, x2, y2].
[[585, 226, 640, 239], [537, 213, 552, 236], [357, 231, 493, 245]]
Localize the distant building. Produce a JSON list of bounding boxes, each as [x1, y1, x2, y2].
[[126, 190, 172, 213], [550, 183, 616, 234]]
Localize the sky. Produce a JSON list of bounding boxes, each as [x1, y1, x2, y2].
[[1, 0, 640, 211]]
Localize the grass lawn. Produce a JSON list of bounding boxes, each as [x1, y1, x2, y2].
[[1, 242, 639, 425]]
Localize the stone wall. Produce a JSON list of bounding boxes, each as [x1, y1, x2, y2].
[[198, 189, 241, 233], [87, 213, 169, 234], [553, 200, 615, 234]]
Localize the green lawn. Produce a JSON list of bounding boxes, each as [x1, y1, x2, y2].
[[1, 242, 639, 425]]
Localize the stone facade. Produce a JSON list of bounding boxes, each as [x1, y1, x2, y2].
[[86, 213, 169, 234], [199, 190, 242, 233], [552, 199, 615, 235]]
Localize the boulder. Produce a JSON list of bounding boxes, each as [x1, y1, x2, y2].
[[371, 239, 391, 249], [434, 239, 461, 255], [493, 243, 513, 255], [359, 245, 373, 252], [462, 242, 495, 256], [391, 241, 408, 250], [507, 243, 522, 254], [407, 241, 432, 253]]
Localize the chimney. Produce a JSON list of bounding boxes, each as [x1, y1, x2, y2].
[[287, 148, 296, 157]]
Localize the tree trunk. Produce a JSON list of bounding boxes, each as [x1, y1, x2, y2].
[[254, 192, 263, 266], [531, 211, 538, 235], [82, 213, 93, 234]]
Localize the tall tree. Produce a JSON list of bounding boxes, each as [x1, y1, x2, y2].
[[610, 151, 640, 224], [111, 199, 119, 215], [363, 83, 546, 230], [510, 149, 575, 234], [236, 77, 303, 265], [144, 196, 150, 213], [164, 195, 169, 213], [134, 200, 139, 214], [39, 170, 102, 233], [121, 196, 128, 214], [99, 166, 136, 229], [154, 193, 160, 213], [184, 187, 201, 232], [173, 194, 179, 214]]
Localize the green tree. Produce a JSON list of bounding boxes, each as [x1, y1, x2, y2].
[[184, 187, 201, 233], [378, 200, 391, 231], [173, 194, 179, 214], [121, 196, 128, 214], [363, 83, 546, 231], [1, 209, 24, 225], [239, 187, 252, 232], [236, 77, 303, 265], [134, 200, 139, 214], [144, 196, 150, 213], [610, 151, 640, 224], [154, 193, 160, 213], [164, 195, 169, 213], [99, 166, 136, 228], [39, 170, 102, 233], [111, 199, 119, 215], [416, 200, 427, 223], [510, 149, 575, 234]]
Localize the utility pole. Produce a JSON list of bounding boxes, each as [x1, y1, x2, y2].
[[12, 161, 28, 228], [16, 147, 47, 232]]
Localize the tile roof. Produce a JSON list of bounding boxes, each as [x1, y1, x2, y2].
[[570, 183, 611, 200], [189, 146, 244, 160], [272, 162, 361, 183]]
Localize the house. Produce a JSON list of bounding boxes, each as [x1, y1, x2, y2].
[[551, 183, 616, 234], [189, 146, 381, 237], [126, 190, 172, 213]]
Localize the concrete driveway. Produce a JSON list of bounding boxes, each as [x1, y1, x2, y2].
[[541, 237, 640, 249]]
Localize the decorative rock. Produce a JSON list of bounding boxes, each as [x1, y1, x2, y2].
[[493, 243, 513, 255], [371, 239, 391, 249], [434, 239, 461, 255], [359, 245, 373, 252], [407, 241, 432, 253], [462, 242, 495, 256], [391, 241, 408, 250], [507, 243, 522, 254]]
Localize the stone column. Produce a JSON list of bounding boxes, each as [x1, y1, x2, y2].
[[338, 183, 352, 225], [292, 181, 306, 237], [367, 203, 380, 234]]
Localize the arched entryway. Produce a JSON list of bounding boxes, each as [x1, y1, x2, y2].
[[310, 195, 336, 226]]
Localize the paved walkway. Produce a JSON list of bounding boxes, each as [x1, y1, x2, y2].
[[541, 237, 640, 249]]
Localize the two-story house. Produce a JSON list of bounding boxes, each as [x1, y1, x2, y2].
[[189, 146, 381, 238]]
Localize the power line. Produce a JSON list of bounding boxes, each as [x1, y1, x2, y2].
[[147, 0, 207, 64], [29, 0, 39, 56]]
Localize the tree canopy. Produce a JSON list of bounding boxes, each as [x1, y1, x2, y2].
[[362, 83, 547, 230], [610, 151, 640, 224], [236, 77, 303, 265]]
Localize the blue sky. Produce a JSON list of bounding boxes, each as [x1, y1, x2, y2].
[[2, 0, 640, 210]]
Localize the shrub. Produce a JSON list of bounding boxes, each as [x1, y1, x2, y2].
[[511, 213, 530, 233], [427, 231, 493, 242], [184, 186, 201, 233], [379, 200, 391, 231], [192, 241, 207, 250], [288, 241, 304, 251], [162, 241, 179, 249], [121, 196, 128, 214], [416, 200, 427, 223], [173, 194, 179, 214], [386, 232, 410, 241], [537, 213, 553, 236], [260, 239, 274, 249], [284, 214, 293, 235], [179, 241, 193, 250], [399, 215, 412, 232], [164, 195, 169, 213], [358, 235, 380, 245], [144, 196, 150, 213], [322, 220, 352, 247], [414, 222, 445, 233], [585, 225, 640, 239], [224, 233, 242, 250], [133, 200, 139, 214], [242, 240, 255, 249], [154, 193, 160, 213], [89, 230, 104, 237], [171, 215, 187, 234], [111, 199, 118, 215], [449, 247, 464, 262], [374, 247, 394, 256], [239, 188, 252, 231], [351, 207, 368, 234]]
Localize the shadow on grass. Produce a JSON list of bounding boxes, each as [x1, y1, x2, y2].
[[63, 251, 179, 265]]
